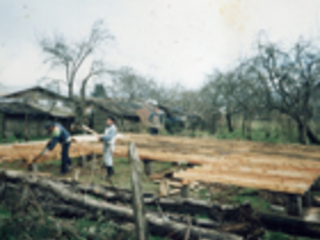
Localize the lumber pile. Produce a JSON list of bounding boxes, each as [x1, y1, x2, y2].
[[174, 164, 317, 194], [1, 133, 320, 195]]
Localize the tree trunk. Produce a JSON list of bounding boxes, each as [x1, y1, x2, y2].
[[226, 113, 233, 133], [241, 114, 246, 138], [74, 101, 84, 127], [297, 120, 308, 145], [210, 113, 217, 134], [306, 126, 320, 145], [68, 82, 73, 99], [246, 114, 252, 140]]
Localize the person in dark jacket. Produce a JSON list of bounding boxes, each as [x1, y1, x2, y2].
[[45, 121, 72, 174]]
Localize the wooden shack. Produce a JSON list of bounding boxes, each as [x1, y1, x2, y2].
[[0, 86, 74, 140], [85, 98, 142, 133]]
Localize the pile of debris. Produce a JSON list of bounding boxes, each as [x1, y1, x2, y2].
[[0, 169, 263, 240]]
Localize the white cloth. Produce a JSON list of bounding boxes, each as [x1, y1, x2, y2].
[[102, 124, 117, 167]]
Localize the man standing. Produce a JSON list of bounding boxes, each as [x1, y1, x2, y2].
[[148, 105, 163, 135], [100, 116, 117, 178], [45, 121, 72, 174]]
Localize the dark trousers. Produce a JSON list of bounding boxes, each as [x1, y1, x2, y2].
[[61, 142, 72, 174], [150, 128, 159, 135]]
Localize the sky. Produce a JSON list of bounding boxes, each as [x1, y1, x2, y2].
[[1, 0, 320, 92]]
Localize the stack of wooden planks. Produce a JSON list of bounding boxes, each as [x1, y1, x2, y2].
[[1, 133, 320, 195], [118, 134, 320, 194]]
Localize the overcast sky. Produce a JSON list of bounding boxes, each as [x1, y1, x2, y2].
[[1, 0, 320, 91]]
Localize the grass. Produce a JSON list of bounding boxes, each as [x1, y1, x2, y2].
[[231, 193, 270, 212], [0, 203, 172, 240], [214, 126, 298, 144], [262, 231, 319, 240], [0, 135, 49, 144], [0, 205, 11, 220], [0, 156, 175, 195]]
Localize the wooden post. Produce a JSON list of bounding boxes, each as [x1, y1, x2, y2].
[[303, 190, 312, 207], [286, 194, 303, 216], [181, 184, 190, 198], [129, 142, 149, 240], [28, 163, 38, 172], [78, 155, 87, 167], [143, 160, 153, 176]]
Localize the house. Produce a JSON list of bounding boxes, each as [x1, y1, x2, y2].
[[84, 98, 143, 133], [159, 104, 203, 132], [0, 86, 74, 140]]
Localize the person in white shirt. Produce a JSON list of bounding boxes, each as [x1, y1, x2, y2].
[[99, 116, 117, 178]]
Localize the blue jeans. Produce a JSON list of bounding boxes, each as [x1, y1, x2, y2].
[[61, 142, 71, 174], [150, 128, 159, 135]]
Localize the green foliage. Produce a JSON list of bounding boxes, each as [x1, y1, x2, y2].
[[150, 236, 171, 240], [0, 135, 49, 144], [262, 231, 317, 240], [0, 212, 59, 240], [214, 123, 300, 144], [0, 205, 11, 220], [198, 188, 207, 199], [91, 83, 108, 98], [231, 194, 270, 212]]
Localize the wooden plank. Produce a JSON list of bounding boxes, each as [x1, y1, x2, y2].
[[174, 171, 310, 194]]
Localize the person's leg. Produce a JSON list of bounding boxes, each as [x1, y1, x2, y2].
[[103, 145, 114, 178], [65, 142, 72, 166], [61, 144, 68, 174], [146, 129, 157, 174], [150, 128, 159, 135]]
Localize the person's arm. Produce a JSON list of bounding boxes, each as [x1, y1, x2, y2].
[[82, 125, 100, 138], [101, 127, 117, 143]]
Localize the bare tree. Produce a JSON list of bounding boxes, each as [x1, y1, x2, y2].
[[40, 20, 113, 125], [40, 20, 112, 99], [204, 71, 240, 133], [108, 67, 156, 100], [251, 39, 320, 144]]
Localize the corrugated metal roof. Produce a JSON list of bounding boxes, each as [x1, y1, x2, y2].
[[0, 99, 74, 118], [87, 98, 139, 118]]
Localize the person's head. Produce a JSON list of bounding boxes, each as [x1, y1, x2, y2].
[[44, 121, 55, 133], [106, 116, 115, 126]]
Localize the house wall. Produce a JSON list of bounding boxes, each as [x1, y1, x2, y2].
[[92, 107, 141, 133], [2, 114, 73, 139], [0, 112, 4, 139]]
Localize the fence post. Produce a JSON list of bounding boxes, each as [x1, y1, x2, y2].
[[129, 142, 149, 240]]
